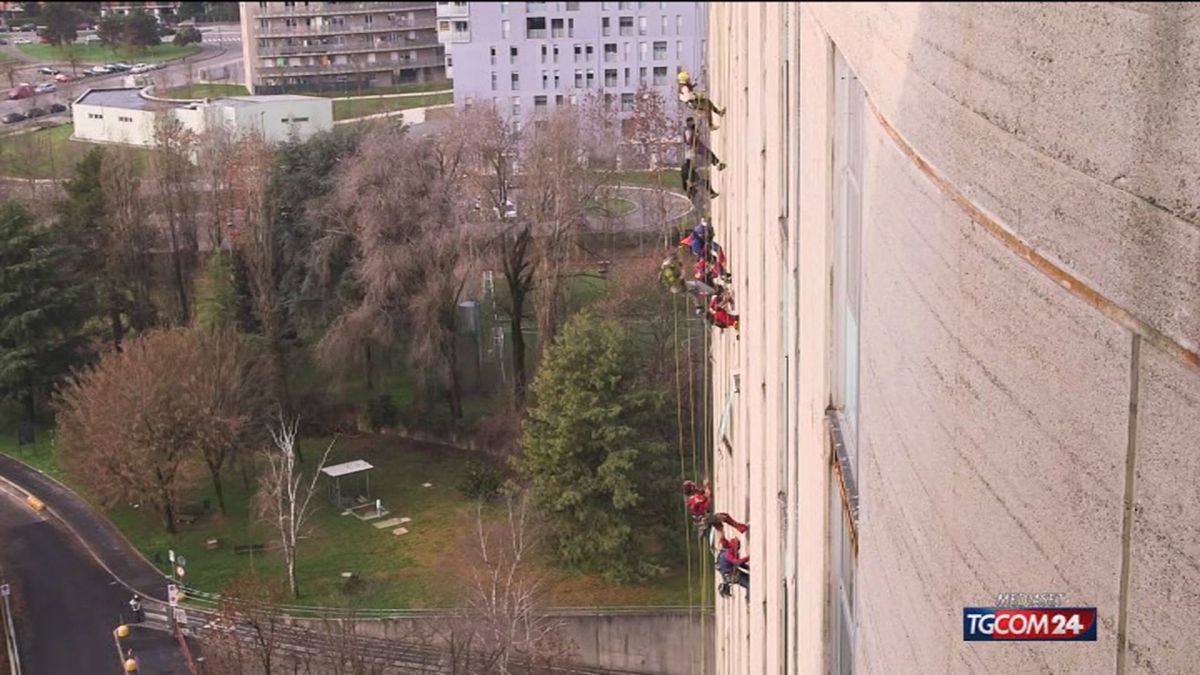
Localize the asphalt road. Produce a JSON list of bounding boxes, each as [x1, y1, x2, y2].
[[0, 24, 244, 128], [0, 489, 188, 673]]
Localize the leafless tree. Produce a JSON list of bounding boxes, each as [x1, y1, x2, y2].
[[152, 111, 200, 325], [628, 84, 674, 169], [318, 124, 474, 419], [257, 416, 334, 599], [228, 134, 293, 419], [521, 108, 608, 355], [101, 147, 158, 332], [195, 123, 238, 253], [208, 572, 292, 675], [56, 330, 204, 532]]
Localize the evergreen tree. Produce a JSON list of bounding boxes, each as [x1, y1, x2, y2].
[[517, 311, 674, 582], [41, 3, 80, 46], [0, 203, 90, 421]]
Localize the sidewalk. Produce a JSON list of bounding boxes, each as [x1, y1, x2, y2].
[[0, 454, 168, 601]]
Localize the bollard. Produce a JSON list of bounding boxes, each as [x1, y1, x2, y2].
[[116, 624, 130, 638], [25, 495, 44, 512], [124, 658, 138, 672]]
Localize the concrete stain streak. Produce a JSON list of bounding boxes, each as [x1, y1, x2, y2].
[[866, 97, 1200, 374], [1115, 333, 1141, 675]]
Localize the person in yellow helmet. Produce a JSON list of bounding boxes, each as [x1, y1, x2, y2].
[[677, 70, 725, 129]]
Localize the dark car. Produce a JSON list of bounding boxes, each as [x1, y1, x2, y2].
[[2, 112, 26, 124], [26, 107, 46, 118], [48, 103, 66, 114]]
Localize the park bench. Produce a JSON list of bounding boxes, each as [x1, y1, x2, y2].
[[233, 543, 266, 555]]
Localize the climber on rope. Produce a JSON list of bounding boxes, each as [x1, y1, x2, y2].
[[659, 253, 687, 294], [678, 71, 726, 130], [706, 290, 739, 332], [684, 117, 725, 171], [679, 221, 710, 258], [680, 157, 719, 201], [682, 480, 748, 538], [718, 536, 750, 598]]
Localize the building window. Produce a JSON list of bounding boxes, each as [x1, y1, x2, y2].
[[364, 14, 373, 24], [118, 115, 133, 122], [623, 67, 630, 86], [565, 1, 579, 10], [652, 40, 666, 60], [676, 40, 683, 59], [618, 1, 634, 8], [604, 68, 617, 87], [639, 41, 648, 60], [604, 43, 617, 62], [601, 17, 610, 37], [511, 72, 520, 90], [501, 19, 510, 39], [586, 68, 595, 87], [675, 14, 683, 34], [620, 92, 635, 112], [542, 70, 548, 88], [525, 16, 546, 38], [510, 46, 519, 64], [619, 16, 633, 36], [553, 70, 560, 87], [638, 66, 647, 84], [574, 69, 583, 88], [490, 46, 497, 65], [500, 1, 508, 12], [652, 65, 667, 84], [555, 93, 564, 105], [526, 1, 546, 11], [88, 112, 103, 119], [283, 116, 310, 122], [660, 14, 668, 33], [551, 17, 564, 38], [511, 95, 521, 117], [638, 15, 647, 35], [553, 44, 560, 63], [568, 17, 574, 37], [534, 94, 548, 109], [568, 94, 577, 105], [491, 71, 498, 90], [540, 44, 548, 63], [574, 44, 583, 62]]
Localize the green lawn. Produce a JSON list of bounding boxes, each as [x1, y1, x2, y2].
[[163, 83, 249, 99], [309, 80, 452, 98], [0, 425, 60, 479], [332, 93, 452, 121], [0, 124, 92, 180], [17, 43, 201, 64], [608, 169, 682, 191], [589, 196, 637, 217]]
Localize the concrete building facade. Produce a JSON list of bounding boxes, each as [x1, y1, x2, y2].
[[239, 2, 445, 94], [436, 1, 706, 123], [72, 88, 333, 147], [706, 3, 1200, 674]]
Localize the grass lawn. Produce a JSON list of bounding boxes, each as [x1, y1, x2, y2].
[[588, 196, 637, 217], [0, 425, 60, 479], [17, 43, 201, 64], [0, 124, 92, 180], [163, 83, 248, 99], [332, 93, 452, 122], [608, 169, 682, 191], [309, 80, 452, 98]]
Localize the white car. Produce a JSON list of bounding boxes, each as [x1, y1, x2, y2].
[[33, 82, 56, 94], [13, 38, 31, 45], [492, 200, 518, 220]]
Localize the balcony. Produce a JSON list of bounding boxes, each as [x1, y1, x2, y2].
[[255, 3, 437, 19], [435, 2, 468, 18], [258, 35, 441, 58], [257, 56, 445, 78], [256, 19, 436, 38], [526, 28, 546, 38]]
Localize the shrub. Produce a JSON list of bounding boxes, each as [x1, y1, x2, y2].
[[457, 460, 502, 501], [366, 394, 398, 431]]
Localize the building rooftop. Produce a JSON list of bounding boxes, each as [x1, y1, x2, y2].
[[74, 88, 169, 112]]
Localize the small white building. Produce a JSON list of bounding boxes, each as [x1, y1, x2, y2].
[[71, 88, 334, 148]]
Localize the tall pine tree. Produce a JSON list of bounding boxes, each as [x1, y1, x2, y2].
[[0, 202, 90, 421], [517, 311, 674, 582]]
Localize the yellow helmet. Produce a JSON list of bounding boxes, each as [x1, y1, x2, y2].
[[677, 70, 691, 84]]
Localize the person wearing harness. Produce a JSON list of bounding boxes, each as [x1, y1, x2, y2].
[[683, 117, 725, 170], [677, 71, 726, 129], [718, 536, 750, 598], [682, 480, 749, 539]]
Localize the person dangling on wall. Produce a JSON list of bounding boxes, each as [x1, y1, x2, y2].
[[718, 536, 750, 598], [677, 70, 726, 129], [680, 157, 719, 201], [682, 480, 749, 539], [684, 117, 725, 170], [660, 253, 687, 294], [706, 290, 739, 332]]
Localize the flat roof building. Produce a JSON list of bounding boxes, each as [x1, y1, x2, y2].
[[72, 88, 333, 147], [240, 2, 446, 94]]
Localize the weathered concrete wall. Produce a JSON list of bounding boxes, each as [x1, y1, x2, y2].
[[709, 3, 1200, 674], [293, 610, 712, 675]]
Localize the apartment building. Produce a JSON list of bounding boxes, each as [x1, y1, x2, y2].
[[436, 1, 705, 123], [99, 2, 181, 18], [240, 2, 445, 94], [706, 3, 1200, 674]]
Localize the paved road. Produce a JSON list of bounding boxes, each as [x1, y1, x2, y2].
[[0, 25, 244, 129], [0, 488, 186, 673]]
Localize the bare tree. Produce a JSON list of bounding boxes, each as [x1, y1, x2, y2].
[[151, 111, 200, 325], [628, 84, 674, 169], [437, 489, 574, 674], [318, 125, 474, 419], [208, 572, 292, 675], [101, 148, 158, 332], [257, 416, 334, 599]]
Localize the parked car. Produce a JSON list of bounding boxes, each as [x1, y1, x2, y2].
[[37, 66, 59, 76], [1, 111, 26, 124], [48, 103, 67, 114], [88, 65, 111, 75], [7, 83, 33, 100], [25, 107, 46, 118], [130, 64, 149, 74], [0, 39, 9, 45], [13, 38, 31, 45], [110, 62, 132, 72], [34, 82, 56, 94], [54, 72, 73, 82]]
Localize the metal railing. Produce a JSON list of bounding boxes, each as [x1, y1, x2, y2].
[[257, 35, 441, 57], [1, 585, 20, 675], [256, 2, 436, 19], [258, 57, 444, 78], [256, 20, 436, 37]]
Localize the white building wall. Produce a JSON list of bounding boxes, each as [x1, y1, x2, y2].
[[71, 104, 158, 146]]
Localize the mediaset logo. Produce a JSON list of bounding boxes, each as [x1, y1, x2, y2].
[[963, 593, 1097, 642]]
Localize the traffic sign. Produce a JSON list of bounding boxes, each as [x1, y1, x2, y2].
[[169, 549, 176, 563], [177, 555, 187, 568], [176, 566, 186, 578], [174, 608, 188, 625], [167, 583, 179, 607], [0, 584, 9, 597]]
